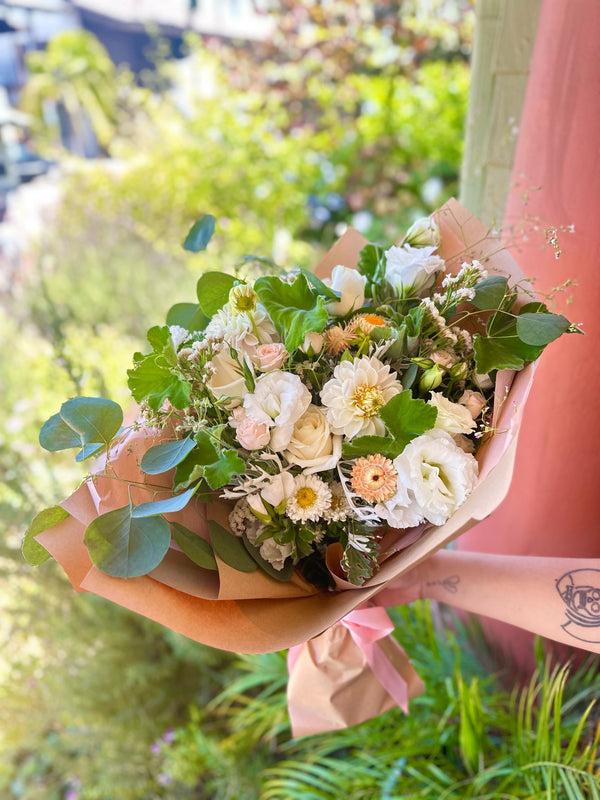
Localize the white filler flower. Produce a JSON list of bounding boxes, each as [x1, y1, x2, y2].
[[244, 370, 311, 451], [384, 244, 445, 295], [286, 474, 332, 523], [320, 355, 402, 439], [388, 429, 478, 527]]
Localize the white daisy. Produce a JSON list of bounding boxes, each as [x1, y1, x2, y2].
[[286, 474, 332, 523], [324, 481, 353, 523], [320, 355, 402, 439]]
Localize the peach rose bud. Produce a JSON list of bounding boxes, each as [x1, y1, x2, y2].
[[235, 411, 271, 450], [255, 343, 288, 372], [459, 389, 487, 419]]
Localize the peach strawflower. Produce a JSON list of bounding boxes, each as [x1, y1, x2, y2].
[[324, 325, 355, 356], [351, 453, 398, 503], [346, 313, 387, 335]]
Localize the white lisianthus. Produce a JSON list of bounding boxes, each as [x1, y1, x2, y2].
[[245, 524, 292, 571], [403, 215, 441, 248], [320, 356, 402, 439], [206, 350, 247, 408], [243, 370, 311, 451], [374, 478, 425, 530], [326, 265, 366, 316], [428, 392, 476, 435], [384, 244, 445, 296], [260, 470, 295, 509], [386, 430, 478, 527], [205, 304, 276, 357], [284, 405, 342, 474]]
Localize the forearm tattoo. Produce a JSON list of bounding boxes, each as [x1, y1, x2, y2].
[[556, 569, 600, 644], [426, 574, 460, 594]]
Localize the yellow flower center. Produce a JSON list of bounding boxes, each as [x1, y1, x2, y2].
[[295, 487, 317, 509], [351, 383, 385, 417], [229, 285, 257, 314]]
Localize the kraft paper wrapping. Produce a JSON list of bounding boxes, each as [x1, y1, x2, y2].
[[36, 199, 540, 733]]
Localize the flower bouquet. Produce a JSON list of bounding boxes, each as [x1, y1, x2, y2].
[[28, 199, 583, 734]]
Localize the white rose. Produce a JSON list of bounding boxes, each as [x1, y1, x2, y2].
[[206, 350, 247, 408], [243, 370, 311, 452], [403, 215, 441, 248], [384, 244, 445, 296], [284, 405, 342, 474], [428, 392, 476, 435], [394, 430, 478, 526], [301, 331, 324, 355], [327, 265, 366, 316]]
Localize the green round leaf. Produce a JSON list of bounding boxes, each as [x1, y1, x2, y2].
[[183, 214, 216, 252], [60, 397, 123, 447], [472, 276, 511, 310], [131, 486, 197, 518], [196, 271, 237, 317], [39, 412, 81, 452], [23, 506, 69, 566], [209, 520, 257, 573], [516, 312, 570, 346], [166, 302, 209, 332], [84, 506, 171, 578], [171, 523, 217, 571], [140, 436, 197, 475]]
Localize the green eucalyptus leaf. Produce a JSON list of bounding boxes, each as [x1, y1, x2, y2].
[[22, 506, 69, 566], [131, 486, 197, 518], [84, 505, 170, 578], [140, 436, 197, 475], [166, 302, 209, 332], [39, 412, 80, 452], [472, 276, 512, 310], [183, 214, 216, 252], [196, 272, 237, 317], [242, 535, 293, 581], [75, 442, 105, 462], [171, 523, 217, 571], [59, 397, 123, 447], [209, 520, 257, 572], [516, 312, 570, 346], [254, 273, 328, 352]]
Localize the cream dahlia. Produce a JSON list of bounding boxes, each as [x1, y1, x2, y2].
[[320, 356, 402, 439], [286, 474, 332, 523]]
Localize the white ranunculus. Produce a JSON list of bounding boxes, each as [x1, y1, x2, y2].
[[403, 215, 441, 248], [206, 350, 247, 408], [384, 244, 445, 296], [243, 370, 311, 452], [284, 405, 342, 474], [428, 392, 476, 435], [392, 429, 478, 527], [327, 265, 366, 316]]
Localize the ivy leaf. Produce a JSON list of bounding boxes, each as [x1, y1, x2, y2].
[[254, 273, 328, 352], [84, 505, 171, 578], [39, 412, 81, 452], [166, 302, 209, 332], [342, 435, 399, 460], [196, 272, 237, 317], [516, 312, 570, 346], [380, 390, 437, 451], [131, 486, 197, 518], [357, 243, 386, 287], [140, 436, 197, 475], [183, 214, 216, 252], [472, 276, 513, 310], [209, 521, 257, 572], [171, 523, 217, 570], [300, 268, 339, 301], [127, 326, 191, 411], [203, 449, 245, 490], [243, 535, 293, 581], [474, 310, 543, 373], [22, 506, 69, 566], [59, 397, 123, 448]]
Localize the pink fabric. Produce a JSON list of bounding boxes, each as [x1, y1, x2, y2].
[[457, 0, 600, 672]]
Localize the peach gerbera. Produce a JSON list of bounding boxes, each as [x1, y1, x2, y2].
[[346, 313, 387, 335], [351, 453, 398, 503]]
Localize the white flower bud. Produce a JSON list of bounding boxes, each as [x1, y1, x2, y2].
[[403, 215, 441, 248]]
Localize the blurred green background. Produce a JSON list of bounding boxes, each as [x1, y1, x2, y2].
[[0, 2, 598, 798]]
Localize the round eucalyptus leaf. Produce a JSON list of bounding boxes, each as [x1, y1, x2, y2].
[[60, 396, 123, 446], [209, 521, 257, 573], [171, 523, 217, 571]]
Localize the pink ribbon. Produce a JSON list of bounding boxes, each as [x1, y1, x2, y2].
[[288, 605, 410, 715]]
